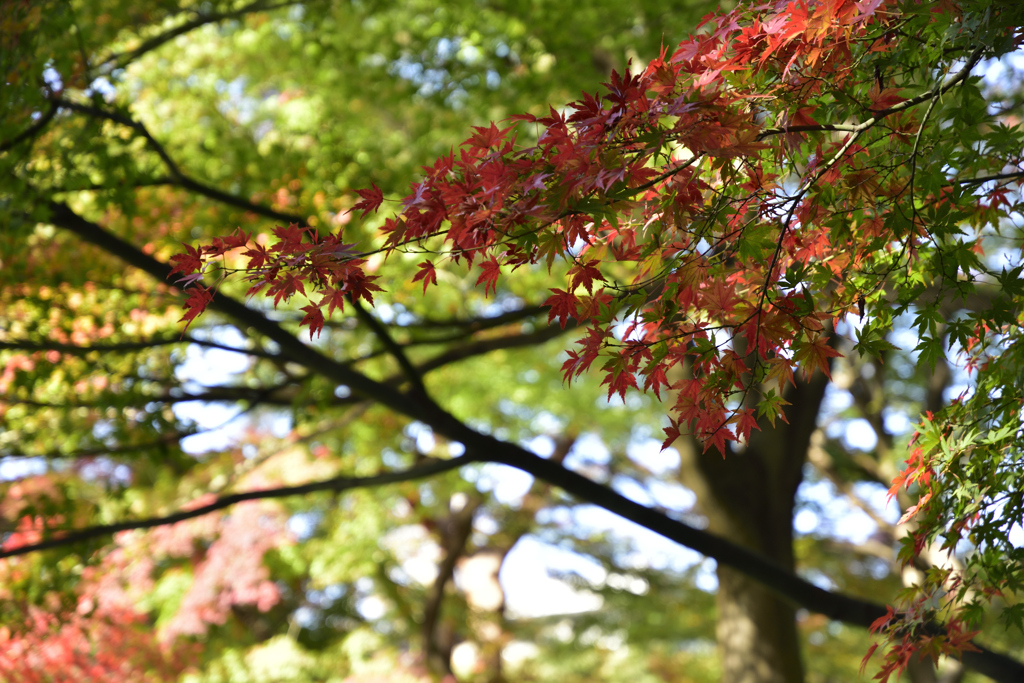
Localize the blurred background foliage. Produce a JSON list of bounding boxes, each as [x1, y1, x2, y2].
[[1, 1, 1021, 682]]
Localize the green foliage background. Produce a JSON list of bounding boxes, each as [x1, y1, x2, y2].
[[1, 1, 1022, 682]]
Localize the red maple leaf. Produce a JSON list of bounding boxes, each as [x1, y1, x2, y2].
[[318, 287, 347, 317], [353, 184, 384, 217], [169, 243, 203, 281], [563, 214, 591, 247], [792, 106, 818, 127], [859, 643, 881, 676], [561, 349, 592, 383], [179, 284, 214, 332], [868, 606, 895, 634], [568, 260, 606, 294], [266, 273, 306, 307], [343, 272, 384, 306], [733, 407, 760, 442], [793, 333, 842, 379], [271, 223, 313, 257], [300, 304, 325, 339], [206, 228, 250, 257], [544, 288, 579, 328], [243, 242, 270, 270], [411, 260, 437, 294], [602, 364, 639, 402], [868, 84, 905, 112], [661, 418, 682, 450], [561, 327, 606, 383], [702, 426, 733, 457], [476, 258, 501, 297], [466, 122, 512, 154], [643, 363, 671, 400]]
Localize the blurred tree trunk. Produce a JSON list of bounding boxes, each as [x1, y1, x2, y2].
[[678, 373, 829, 683]]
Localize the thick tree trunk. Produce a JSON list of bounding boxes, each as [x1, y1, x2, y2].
[[716, 567, 804, 683], [677, 372, 829, 683]]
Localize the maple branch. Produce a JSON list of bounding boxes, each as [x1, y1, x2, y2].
[[757, 123, 864, 139], [0, 335, 279, 360], [57, 100, 183, 175], [0, 101, 59, 153], [396, 305, 547, 330], [955, 169, 1024, 186], [4, 325, 572, 417], [1, 384, 291, 410], [160, 384, 297, 406], [349, 296, 428, 396], [42, 203, 1024, 682], [45, 201, 427, 414], [0, 429, 202, 461], [871, 45, 987, 119], [759, 44, 985, 151], [95, 0, 305, 73], [332, 321, 577, 395], [311, 304, 548, 344], [412, 318, 577, 375], [172, 175, 310, 227], [64, 176, 177, 192], [904, 84, 942, 224], [0, 455, 473, 560], [55, 100, 310, 227]]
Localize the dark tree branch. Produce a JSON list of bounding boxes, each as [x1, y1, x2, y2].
[[67, 176, 177, 192], [279, 304, 547, 334], [1, 384, 290, 410], [43, 201, 1024, 683], [55, 100, 309, 226], [955, 170, 1024, 186], [0, 335, 279, 360], [57, 100, 183, 176], [758, 44, 986, 147], [413, 318, 576, 376], [96, 0, 304, 73], [396, 305, 547, 330], [0, 456, 472, 559], [0, 101, 59, 153], [46, 201, 426, 415], [0, 429, 200, 460], [349, 296, 428, 395], [172, 174, 309, 226], [344, 313, 574, 375]]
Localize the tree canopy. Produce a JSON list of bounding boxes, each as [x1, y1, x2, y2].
[[3, 1, 1024, 682]]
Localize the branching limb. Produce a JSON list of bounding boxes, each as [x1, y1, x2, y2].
[[0, 429, 200, 461], [42, 201, 1024, 683], [0, 101, 59, 153], [349, 296, 428, 395], [955, 169, 1024, 186], [95, 0, 305, 73], [761, 44, 986, 158], [1, 383, 292, 410], [413, 318, 576, 375], [0, 335, 280, 360], [55, 101, 309, 226], [46, 201, 425, 416], [396, 305, 548, 330], [0, 455, 472, 560]]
